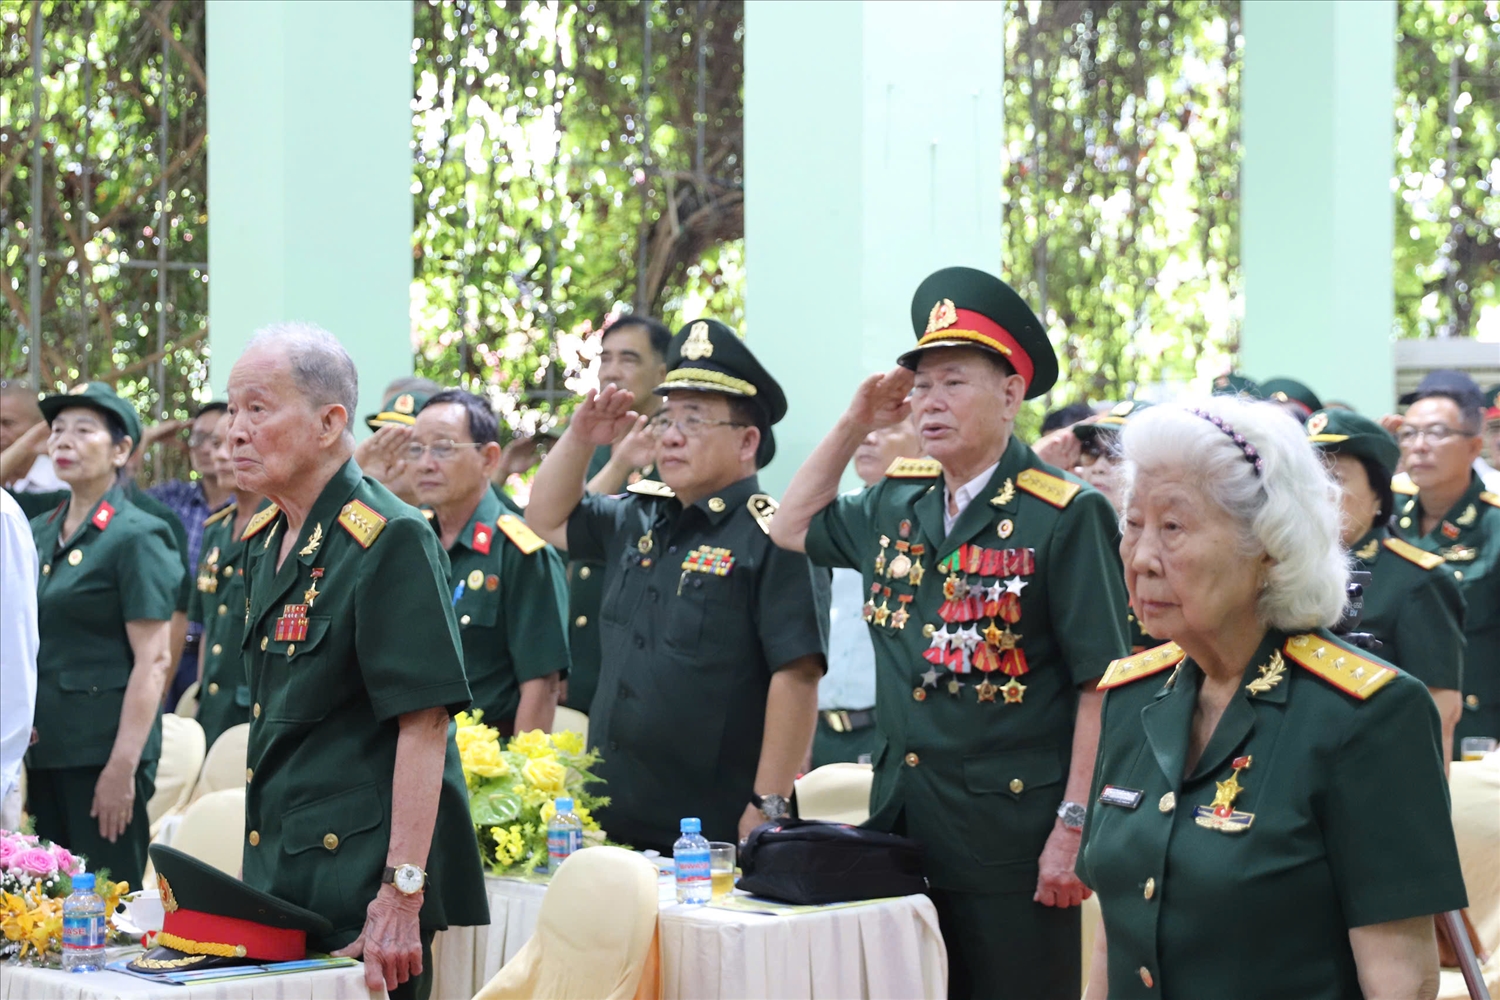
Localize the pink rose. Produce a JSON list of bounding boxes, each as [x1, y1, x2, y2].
[[51, 847, 79, 874], [16, 847, 58, 877], [0, 838, 19, 868]]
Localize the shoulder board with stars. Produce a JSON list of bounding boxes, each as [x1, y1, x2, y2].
[[1015, 468, 1081, 509], [240, 504, 281, 540], [1097, 643, 1186, 690], [338, 500, 387, 548], [1282, 633, 1395, 700], [203, 502, 238, 528], [627, 480, 676, 498], [1482, 491, 1500, 509], [748, 494, 778, 536], [1382, 537, 1446, 571], [885, 457, 943, 479], [1390, 474, 1419, 496], [496, 513, 547, 555]]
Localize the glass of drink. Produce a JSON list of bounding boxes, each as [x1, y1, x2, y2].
[[1459, 737, 1498, 761], [708, 842, 736, 898]]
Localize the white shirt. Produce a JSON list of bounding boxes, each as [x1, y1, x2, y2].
[[1474, 457, 1500, 494], [10, 454, 67, 494], [819, 566, 877, 711], [0, 490, 38, 804], [943, 462, 999, 536]]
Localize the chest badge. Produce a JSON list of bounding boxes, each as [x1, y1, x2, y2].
[[486, 573, 500, 592], [1244, 651, 1286, 696], [274, 604, 310, 643], [637, 530, 654, 555], [67, 549, 84, 567], [1193, 755, 1255, 833], [997, 518, 1014, 539], [298, 523, 323, 557], [1099, 785, 1144, 809], [467, 569, 485, 590]]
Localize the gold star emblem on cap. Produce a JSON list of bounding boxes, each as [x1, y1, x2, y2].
[[1306, 412, 1328, 435], [394, 393, 416, 414], [926, 299, 958, 334]]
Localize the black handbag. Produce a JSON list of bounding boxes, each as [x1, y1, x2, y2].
[[735, 819, 927, 905]]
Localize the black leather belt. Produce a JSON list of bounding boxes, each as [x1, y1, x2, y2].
[[822, 708, 875, 734]]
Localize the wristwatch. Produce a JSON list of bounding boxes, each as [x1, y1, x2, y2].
[[1056, 801, 1087, 831], [751, 793, 790, 822], [382, 864, 428, 895]]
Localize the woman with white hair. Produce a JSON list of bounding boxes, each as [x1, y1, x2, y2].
[[1076, 397, 1467, 1000]]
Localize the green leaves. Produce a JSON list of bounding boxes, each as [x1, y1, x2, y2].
[[469, 785, 523, 827]]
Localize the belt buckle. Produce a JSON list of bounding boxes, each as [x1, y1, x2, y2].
[[837, 710, 852, 733]]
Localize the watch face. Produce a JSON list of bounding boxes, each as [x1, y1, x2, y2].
[[393, 865, 425, 894]]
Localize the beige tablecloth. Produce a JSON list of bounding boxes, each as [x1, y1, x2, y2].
[[432, 874, 946, 1000], [0, 962, 383, 1000]]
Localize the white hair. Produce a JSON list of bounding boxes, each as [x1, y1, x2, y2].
[[1119, 396, 1349, 631], [246, 322, 359, 442]]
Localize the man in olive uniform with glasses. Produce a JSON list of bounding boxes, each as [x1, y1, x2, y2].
[[526, 319, 830, 853]]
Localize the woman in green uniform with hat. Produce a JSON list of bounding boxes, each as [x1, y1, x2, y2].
[[26, 383, 183, 886], [1307, 407, 1466, 759]]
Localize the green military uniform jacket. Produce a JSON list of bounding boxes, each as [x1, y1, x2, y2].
[[1078, 628, 1467, 999], [125, 484, 193, 615], [805, 437, 1130, 894], [187, 499, 270, 750], [1393, 474, 1500, 749], [27, 487, 182, 770], [432, 487, 570, 727], [1349, 527, 1466, 692], [567, 473, 830, 850], [238, 460, 489, 950]]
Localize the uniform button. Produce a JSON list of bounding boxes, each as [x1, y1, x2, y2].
[[323, 833, 339, 851], [211, 644, 222, 655], [904, 753, 920, 767], [208, 683, 220, 695], [459, 615, 471, 627], [1159, 792, 1176, 813], [286, 644, 296, 657], [1139, 967, 1154, 988], [1144, 877, 1156, 900], [260, 637, 269, 651], [245, 768, 253, 783], [1399, 517, 1412, 529], [579, 566, 591, 580], [912, 688, 926, 701], [921, 623, 935, 638], [1467, 694, 1480, 708], [218, 604, 228, 616], [1454, 570, 1463, 581], [575, 615, 588, 628], [252, 703, 261, 719], [1009, 778, 1024, 794], [41, 565, 50, 576], [248, 830, 260, 846]]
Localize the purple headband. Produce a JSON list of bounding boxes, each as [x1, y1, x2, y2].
[[1188, 408, 1264, 477]]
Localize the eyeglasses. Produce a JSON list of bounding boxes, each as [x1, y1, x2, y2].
[[406, 440, 484, 461], [1395, 424, 1474, 446], [644, 414, 747, 438]]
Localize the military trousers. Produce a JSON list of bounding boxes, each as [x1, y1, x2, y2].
[[810, 715, 882, 769], [27, 763, 156, 888], [928, 887, 1081, 1000]]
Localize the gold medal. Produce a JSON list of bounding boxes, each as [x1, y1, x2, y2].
[[888, 553, 912, 580], [67, 549, 83, 566], [637, 531, 654, 555], [997, 518, 1014, 540], [467, 569, 485, 590]]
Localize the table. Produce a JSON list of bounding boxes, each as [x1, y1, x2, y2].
[[431, 874, 946, 999], [0, 961, 383, 999]]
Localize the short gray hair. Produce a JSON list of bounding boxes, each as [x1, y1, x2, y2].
[[1119, 396, 1349, 631], [246, 322, 359, 439]]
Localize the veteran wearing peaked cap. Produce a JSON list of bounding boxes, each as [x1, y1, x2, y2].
[[526, 318, 829, 852], [774, 267, 1130, 1000]]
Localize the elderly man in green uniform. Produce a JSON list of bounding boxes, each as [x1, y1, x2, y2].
[[527, 319, 830, 852], [772, 267, 1130, 1000], [225, 324, 488, 1000], [411, 388, 569, 734], [1390, 374, 1500, 756]]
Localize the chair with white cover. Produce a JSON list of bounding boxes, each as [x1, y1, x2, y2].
[[168, 788, 245, 875], [173, 680, 200, 720], [1438, 755, 1500, 999], [550, 706, 588, 746], [473, 846, 660, 1000], [190, 723, 250, 804], [146, 713, 206, 832], [794, 761, 874, 826]]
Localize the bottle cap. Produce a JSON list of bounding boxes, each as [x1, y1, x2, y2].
[[555, 797, 573, 812], [680, 817, 701, 834], [72, 872, 95, 891]]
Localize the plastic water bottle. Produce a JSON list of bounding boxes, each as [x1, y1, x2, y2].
[[61, 871, 107, 973], [547, 797, 584, 871], [673, 817, 711, 904]]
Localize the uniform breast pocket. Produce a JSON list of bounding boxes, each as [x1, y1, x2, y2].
[[261, 617, 338, 724], [279, 783, 386, 933], [55, 669, 129, 749], [457, 590, 500, 631], [663, 572, 747, 656], [600, 557, 647, 627], [960, 747, 1065, 866]]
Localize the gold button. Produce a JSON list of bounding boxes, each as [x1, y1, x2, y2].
[[1144, 877, 1156, 900], [579, 566, 591, 580], [1159, 792, 1176, 813], [912, 687, 926, 701], [904, 752, 920, 767], [1399, 517, 1411, 528], [223, 566, 233, 577], [245, 768, 253, 782], [253, 703, 261, 719], [248, 830, 260, 846], [922, 623, 936, 637], [1454, 571, 1463, 581], [323, 833, 339, 851], [211, 644, 222, 655], [207, 683, 220, 695], [1139, 967, 1154, 988], [459, 615, 471, 626], [575, 615, 588, 628], [1467, 694, 1480, 708], [708, 497, 726, 512], [218, 604, 228, 616], [260, 637, 269, 651], [1009, 778, 1024, 794], [286, 644, 296, 657], [41, 565, 50, 575]]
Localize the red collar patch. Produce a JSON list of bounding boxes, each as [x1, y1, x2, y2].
[[472, 522, 492, 555], [91, 502, 116, 532]]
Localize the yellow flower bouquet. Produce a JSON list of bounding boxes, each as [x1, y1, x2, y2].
[[455, 712, 610, 875], [0, 827, 130, 964]]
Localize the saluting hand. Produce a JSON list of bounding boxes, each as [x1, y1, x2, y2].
[[333, 884, 425, 993], [355, 425, 414, 486], [569, 384, 641, 447], [1034, 822, 1091, 908], [1033, 426, 1082, 470], [846, 368, 915, 432]]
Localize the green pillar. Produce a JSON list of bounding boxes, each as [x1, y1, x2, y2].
[[744, 0, 1005, 494], [206, 0, 413, 427], [1240, 0, 1396, 416]]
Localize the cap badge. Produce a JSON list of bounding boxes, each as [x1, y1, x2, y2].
[[158, 874, 179, 912], [926, 299, 958, 335], [1111, 401, 1136, 418], [69, 382, 91, 395], [1306, 412, 1328, 435], [394, 393, 416, 415], [682, 322, 714, 360]]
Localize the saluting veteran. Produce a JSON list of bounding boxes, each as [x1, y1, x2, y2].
[[225, 324, 488, 1000], [527, 319, 830, 853], [773, 267, 1131, 1000], [1078, 398, 1466, 1000]]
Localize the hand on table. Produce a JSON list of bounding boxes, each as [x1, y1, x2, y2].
[[91, 758, 137, 843], [1033, 427, 1082, 471], [333, 885, 425, 993], [1033, 822, 1090, 908], [569, 384, 640, 448]]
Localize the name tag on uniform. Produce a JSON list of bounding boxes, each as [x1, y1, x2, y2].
[[1099, 785, 1143, 809]]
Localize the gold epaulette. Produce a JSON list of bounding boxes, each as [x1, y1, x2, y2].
[[1482, 491, 1499, 509], [1390, 474, 1418, 496], [748, 494, 778, 535], [203, 502, 237, 528], [1097, 643, 1185, 691], [885, 457, 942, 479], [627, 480, 676, 498], [338, 500, 387, 548], [240, 504, 281, 541], [1282, 633, 1396, 699], [496, 513, 547, 554], [1016, 468, 1082, 509], [1382, 537, 1446, 571]]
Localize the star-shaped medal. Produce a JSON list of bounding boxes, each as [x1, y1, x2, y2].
[[1003, 575, 1029, 596], [984, 621, 1005, 647], [920, 667, 942, 688], [1000, 678, 1027, 704], [975, 680, 999, 703], [891, 606, 910, 629], [908, 561, 925, 586], [984, 580, 1003, 603], [947, 677, 966, 696], [873, 600, 891, 626], [303, 580, 320, 606]]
